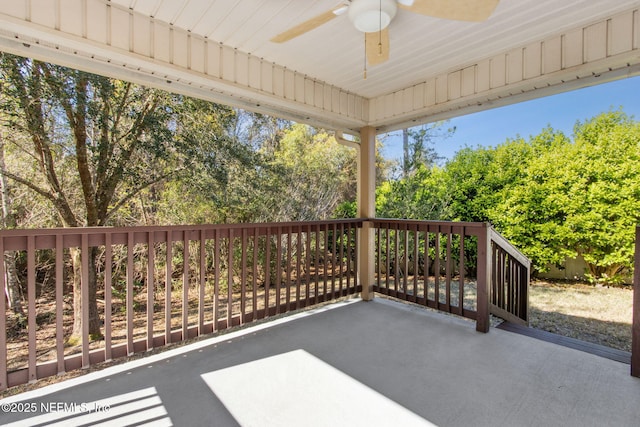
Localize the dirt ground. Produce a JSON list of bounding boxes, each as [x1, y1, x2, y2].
[[528, 279, 633, 352]]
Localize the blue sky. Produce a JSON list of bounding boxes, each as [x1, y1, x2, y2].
[[380, 75, 640, 162]]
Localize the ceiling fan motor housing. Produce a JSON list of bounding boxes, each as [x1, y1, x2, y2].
[[348, 0, 398, 32]]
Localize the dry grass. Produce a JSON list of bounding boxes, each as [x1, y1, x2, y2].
[[528, 279, 633, 352]]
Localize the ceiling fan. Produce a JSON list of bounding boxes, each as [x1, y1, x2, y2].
[[271, 0, 499, 69]]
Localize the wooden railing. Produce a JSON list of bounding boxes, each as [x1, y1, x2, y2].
[[488, 228, 530, 326], [0, 220, 362, 390], [0, 218, 535, 390], [371, 220, 530, 331], [371, 219, 484, 321]]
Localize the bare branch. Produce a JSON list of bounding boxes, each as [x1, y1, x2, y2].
[[2, 169, 56, 202], [103, 168, 184, 224]]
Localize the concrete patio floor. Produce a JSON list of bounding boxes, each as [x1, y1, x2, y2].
[[1, 298, 639, 426]]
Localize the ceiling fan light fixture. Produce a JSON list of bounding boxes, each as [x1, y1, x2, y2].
[[348, 0, 398, 33]]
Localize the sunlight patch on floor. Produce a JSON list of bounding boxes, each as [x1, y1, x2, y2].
[[2, 387, 172, 427], [202, 349, 435, 427]]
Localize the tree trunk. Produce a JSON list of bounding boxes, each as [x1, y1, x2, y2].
[[70, 246, 102, 341], [0, 135, 24, 315], [4, 251, 23, 315], [402, 128, 409, 178]]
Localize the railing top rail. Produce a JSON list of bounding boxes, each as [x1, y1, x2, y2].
[[369, 218, 487, 229], [0, 218, 366, 237], [489, 226, 531, 268]]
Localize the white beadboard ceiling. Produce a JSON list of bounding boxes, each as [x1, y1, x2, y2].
[[110, 0, 639, 99], [1, 0, 639, 132]]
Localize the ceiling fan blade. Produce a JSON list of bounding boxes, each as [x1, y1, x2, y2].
[[400, 0, 500, 22], [271, 8, 341, 43], [365, 28, 390, 66]]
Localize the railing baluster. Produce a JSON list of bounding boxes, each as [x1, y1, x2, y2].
[[313, 224, 324, 304], [491, 244, 503, 308], [342, 224, 351, 296], [126, 232, 134, 355], [307, 224, 313, 305], [241, 228, 248, 323], [0, 237, 5, 391], [499, 249, 505, 310], [510, 255, 515, 313], [276, 227, 282, 314], [446, 230, 452, 312], [295, 226, 301, 310], [434, 228, 440, 307], [264, 227, 271, 317], [424, 228, 430, 304], [403, 226, 408, 296], [502, 248, 507, 309], [498, 246, 504, 308], [331, 223, 338, 296], [521, 264, 528, 320], [458, 229, 465, 316], [165, 230, 172, 344], [227, 229, 234, 327], [384, 226, 392, 295], [393, 224, 399, 295], [376, 226, 381, 290], [252, 227, 259, 322], [183, 231, 190, 340], [413, 228, 419, 302], [508, 252, 512, 311], [80, 234, 90, 367], [147, 231, 155, 351], [56, 234, 65, 373], [285, 228, 291, 311], [199, 229, 206, 334], [353, 222, 359, 294], [213, 229, 220, 331], [514, 262, 521, 318], [322, 224, 328, 301], [104, 234, 112, 360]]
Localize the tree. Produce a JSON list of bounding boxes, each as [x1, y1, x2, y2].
[[0, 128, 23, 315], [254, 124, 357, 222], [493, 111, 640, 280], [0, 54, 234, 340], [152, 105, 262, 225], [444, 146, 496, 222], [400, 122, 451, 178], [377, 122, 454, 219], [564, 111, 640, 280], [377, 164, 450, 220], [444, 127, 563, 224]]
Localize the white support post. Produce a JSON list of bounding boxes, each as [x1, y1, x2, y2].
[[357, 126, 376, 301]]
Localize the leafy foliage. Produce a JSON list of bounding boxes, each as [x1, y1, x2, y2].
[[448, 111, 640, 281], [260, 124, 357, 221], [377, 164, 450, 220]]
